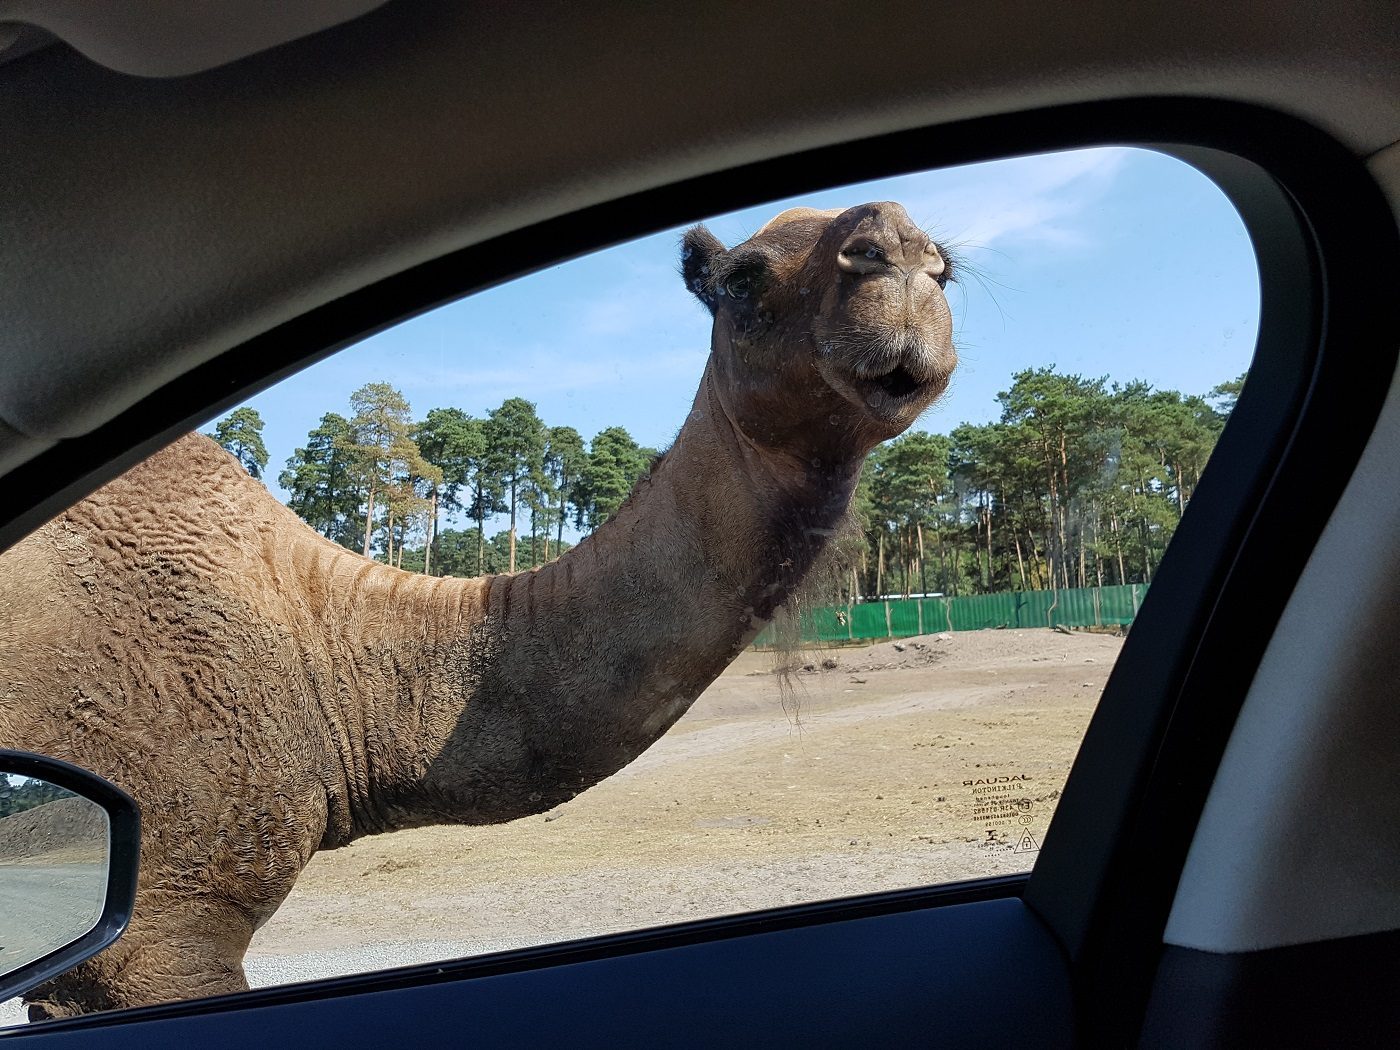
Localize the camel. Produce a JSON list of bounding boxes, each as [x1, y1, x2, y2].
[[0, 201, 956, 1018]]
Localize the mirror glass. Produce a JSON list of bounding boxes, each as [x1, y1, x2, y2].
[[0, 775, 110, 979]]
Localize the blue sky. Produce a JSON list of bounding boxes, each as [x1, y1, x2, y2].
[[240, 146, 1259, 534]]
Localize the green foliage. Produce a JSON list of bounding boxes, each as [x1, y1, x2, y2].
[[424, 528, 575, 577], [543, 425, 587, 559], [279, 412, 363, 549], [347, 383, 443, 564], [211, 407, 269, 479], [266, 364, 1238, 594], [415, 407, 484, 511], [483, 398, 547, 572], [856, 365, 1234, 600], [0, 775, 71, 819], [427, 528, 479, 578], [414, 407, 485, 573], [1209, 371, 1247, 418], [483, 530, 520, 575], [575, 426, 656, 529]]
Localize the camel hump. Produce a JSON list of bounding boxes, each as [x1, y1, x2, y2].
[[754, 207, 843, 237], [81, 430, 279, 535], [139, 431, 256, 488]]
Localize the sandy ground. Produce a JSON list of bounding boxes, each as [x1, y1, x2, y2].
[[2, 627, 1119, 1023]]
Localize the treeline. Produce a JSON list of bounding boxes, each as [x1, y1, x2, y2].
[[852, 367, 1244, 600], [211, 365, 1243, 595], [0, 775, 71, 819], [211, 384, 653, 577]]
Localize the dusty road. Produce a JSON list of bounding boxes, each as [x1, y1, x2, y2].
[[1, 628, 1119, 1023], [0, 863, 106, 975]]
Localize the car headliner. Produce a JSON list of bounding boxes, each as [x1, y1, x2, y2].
[[0, 0, 1397, 479]]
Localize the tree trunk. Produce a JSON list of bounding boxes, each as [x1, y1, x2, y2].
[[1026, 526, 1045, 590], [362, 480, 376, 558], [1061, 503, 1073, 591], [983, 499, 993, 591], [556, 482, 568, 557], [916, 521, 928, 595], [1058, 432, 1073, 590], [1114, 513, 1126, 585], [935, 528, 948, 594], [875, 532, 885, 599], [424, 488, 437, 576], [1093, 511, 1104, 589], [899, 527, 910, 598], [508, 478, 518, 573], [529, 502, 538, 569]]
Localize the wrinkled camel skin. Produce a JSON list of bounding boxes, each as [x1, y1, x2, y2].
[[0, 202, 955, 1017]]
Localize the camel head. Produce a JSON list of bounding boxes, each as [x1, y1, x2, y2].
[[682, 201, 956, 472]]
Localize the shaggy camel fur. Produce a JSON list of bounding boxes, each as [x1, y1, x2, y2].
[[0, 202, 955, 1017]]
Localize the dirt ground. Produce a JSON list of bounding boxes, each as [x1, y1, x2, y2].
[[245, 627, 1121, 981]]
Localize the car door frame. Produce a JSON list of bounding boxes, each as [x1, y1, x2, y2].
[[3, 97, 1396, 1048]]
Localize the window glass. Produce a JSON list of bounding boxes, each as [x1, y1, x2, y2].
[[0, 147, 1258, 1020]]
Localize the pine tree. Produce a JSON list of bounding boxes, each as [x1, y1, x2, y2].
[[576, 426, 655, 530], [279, 413, 362, 549], [414, 407, 484, 574], [210, 407, 269, 479], [346, 383, 440, 562], [483, 398, 546, 573]]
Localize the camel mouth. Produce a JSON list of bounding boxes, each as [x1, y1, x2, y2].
[[845, 358, 947, 416], [870, 363, 923, 399], [816, 327, 954, 422]]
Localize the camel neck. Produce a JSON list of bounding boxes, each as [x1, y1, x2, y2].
[[350, 369, 859, 837]]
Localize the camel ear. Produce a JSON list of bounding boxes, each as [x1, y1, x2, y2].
[[681, 224, 726, 314]]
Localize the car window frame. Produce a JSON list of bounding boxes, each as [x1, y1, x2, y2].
[[3, 97, 1396, 1046]]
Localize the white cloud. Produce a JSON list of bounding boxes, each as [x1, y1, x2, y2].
[[901, 147, 1131, 252]]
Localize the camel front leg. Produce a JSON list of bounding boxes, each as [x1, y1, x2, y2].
[[24, 898, 255, 1020]]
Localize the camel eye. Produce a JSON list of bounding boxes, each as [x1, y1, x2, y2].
[[864, 246, 883, 261], [725, 275, 751, 300]]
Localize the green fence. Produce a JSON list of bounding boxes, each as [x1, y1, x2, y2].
[[753, 584, 1146, 647]]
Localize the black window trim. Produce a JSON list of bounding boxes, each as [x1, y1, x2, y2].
[[3, 98, 1396, 1045]]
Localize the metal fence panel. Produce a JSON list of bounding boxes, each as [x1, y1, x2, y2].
[[752, 584, 1146, 648]]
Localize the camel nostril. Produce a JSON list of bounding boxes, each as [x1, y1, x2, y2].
[[838, 239, 894, 275]]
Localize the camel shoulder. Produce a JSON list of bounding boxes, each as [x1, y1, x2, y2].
[[103, 432, 282, 523]]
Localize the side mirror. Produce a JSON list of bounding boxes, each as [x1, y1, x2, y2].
[[0, 750, 139, 1006]]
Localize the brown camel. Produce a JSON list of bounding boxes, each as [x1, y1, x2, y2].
[[0, 201, 955, 1017]]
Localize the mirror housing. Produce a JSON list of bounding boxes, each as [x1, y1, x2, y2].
[[0, 750, 139, 1007]]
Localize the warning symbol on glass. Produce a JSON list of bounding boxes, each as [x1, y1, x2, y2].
[[1014, 830, 1040, 854]]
